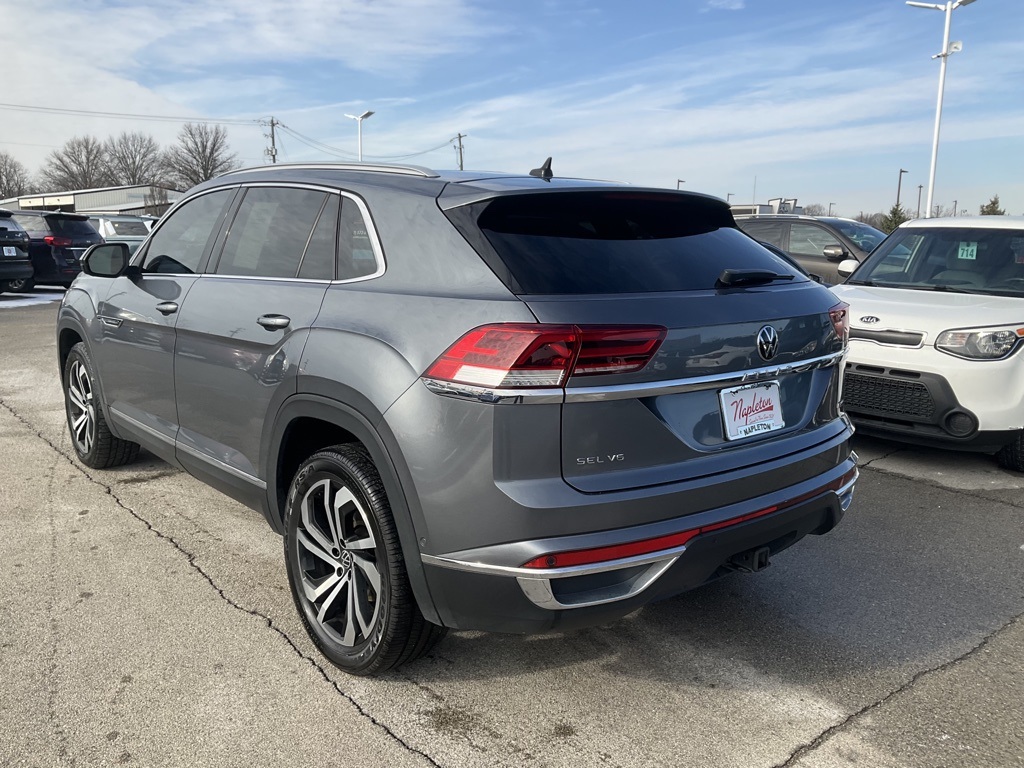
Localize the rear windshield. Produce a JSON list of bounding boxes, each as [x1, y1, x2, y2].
[[448, 192, 802, 294], [13, 214, 98, 237], [109, 220, 149, 236]]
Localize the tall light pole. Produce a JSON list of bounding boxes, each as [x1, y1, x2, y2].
[[952, 199, 957, 216], [916, 184, 924, 218], [829, 202, 836, 216], [726, 192, 734, 203], [907, 0, 977, 218], [676, 179, 685, 189], [896, 168, 908, 207], [344, 109, 375, 161]]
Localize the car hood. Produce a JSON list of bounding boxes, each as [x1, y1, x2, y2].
[[832, 284, 1024, 340]]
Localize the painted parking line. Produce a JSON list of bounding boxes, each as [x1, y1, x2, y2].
[[0, 291, 65, 309]]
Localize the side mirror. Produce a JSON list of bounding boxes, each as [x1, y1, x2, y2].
[[82, 243, 131, 278], [837, 259, 860, 279], [822, 244, 848, 262]]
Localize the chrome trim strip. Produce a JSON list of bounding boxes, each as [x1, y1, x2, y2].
[[563, 350, 845, 403], [420, 351, 844, 405], [98, 316, 123, 328], [516, 558, 678, 610], [109, 409, 175, 448], [849, 327, 926, 349], [420, 378, 564, 405], [175, 442, 268, 490], [421, 546, 690, 580]]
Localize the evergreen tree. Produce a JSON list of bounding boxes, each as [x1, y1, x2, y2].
[[880, 204, 911, 233], [979, 195, 1005, 215]]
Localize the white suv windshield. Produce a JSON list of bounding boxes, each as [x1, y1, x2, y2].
[[850, 227, 1024, 295]]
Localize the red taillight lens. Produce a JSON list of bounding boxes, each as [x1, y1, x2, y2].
[[829, 302, 849, 344], [424, 324, 667, 389], [44, 235, 73, 247]]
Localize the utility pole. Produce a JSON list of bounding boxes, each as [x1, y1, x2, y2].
[[263, 117, 279, 164], [896, 168, 908, 207], [916, 185, 923, 218], [454, 133, 466, 171]]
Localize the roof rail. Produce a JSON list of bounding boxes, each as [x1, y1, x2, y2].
[[218, 162, 440, 179]]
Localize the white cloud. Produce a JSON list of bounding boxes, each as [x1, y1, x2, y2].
[[705, 0, 746, 10]]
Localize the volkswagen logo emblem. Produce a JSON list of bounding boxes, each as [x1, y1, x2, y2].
[[757, 325, 779, 361], [860, 316, 880, 324]]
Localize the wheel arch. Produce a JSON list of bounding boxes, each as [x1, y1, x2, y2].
[[267, 394, 441, 626]]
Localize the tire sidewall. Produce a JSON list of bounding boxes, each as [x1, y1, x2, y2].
[[284, 451, 394, 674]]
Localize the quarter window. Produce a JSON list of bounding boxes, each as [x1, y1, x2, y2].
[[217, 187, 328, 278], [338, 199, 379, 280], [297, 195, 339, 281], [143, 190, 234, 274]]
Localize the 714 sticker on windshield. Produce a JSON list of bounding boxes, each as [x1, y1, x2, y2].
[[719, 381, 785, 441], [957, 242, 978, 261]]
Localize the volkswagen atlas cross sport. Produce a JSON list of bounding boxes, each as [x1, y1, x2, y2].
[[56, 162, 857, 676], [834, 216, 1024, 471]]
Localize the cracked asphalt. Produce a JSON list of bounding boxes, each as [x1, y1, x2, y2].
[[1, 297, 1023, 768]]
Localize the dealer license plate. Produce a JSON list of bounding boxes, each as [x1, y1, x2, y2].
[[2, 247, 16, 256], [719, 381, 784, 441]]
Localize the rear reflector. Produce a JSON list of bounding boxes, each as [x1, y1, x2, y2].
[[424, 324, 666, 389], [521, 467, 857, 569]]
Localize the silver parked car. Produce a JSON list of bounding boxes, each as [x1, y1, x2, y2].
[[56, 162, 857, 675], [87, 214, 151, 255]]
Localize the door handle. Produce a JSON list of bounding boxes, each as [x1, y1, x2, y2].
[[257, 314, 291, 330], [155, 302, 179, 315]]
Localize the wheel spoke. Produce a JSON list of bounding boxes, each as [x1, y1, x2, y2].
[[72, 411, 89, 438], [296, 529, 336, 566], [301, 570, 341, 603], [352, 552, 381, 594], [316, 572, 349, 625], [341, 577, 358, 646], [300, 479, 337, 555], [67, 384, 87, 411]]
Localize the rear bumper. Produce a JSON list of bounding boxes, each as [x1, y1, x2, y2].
[[421, 461, 856, 633], [0, 261, 33, 280]]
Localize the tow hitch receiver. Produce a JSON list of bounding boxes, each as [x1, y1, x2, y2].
[[730, 546, 771, 573]]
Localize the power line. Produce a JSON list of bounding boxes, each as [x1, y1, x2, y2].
[[277, 123, 462, 162], [0, 101, 258, 126]]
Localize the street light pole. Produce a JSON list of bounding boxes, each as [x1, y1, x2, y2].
[[907, 0, 977, 218], [343, 110, 375, 161], [726, 192, 734, 203], [952, 199, 957, 216], [829, 202, 836, 216], [676, 179, 685, 189], [896, 168, 908, 207], [917, 185, 924, 218]]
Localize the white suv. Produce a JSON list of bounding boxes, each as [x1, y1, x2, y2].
[[833, 216, 1024, 470]]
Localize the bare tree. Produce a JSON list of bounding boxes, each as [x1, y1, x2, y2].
[[0, 152, 33, 198], [40, 135, 112, 191], [164, 123, 240, 189], [855, 211, 884, 229], [105, 131, 165, 186], [801, 203, 827, 216]]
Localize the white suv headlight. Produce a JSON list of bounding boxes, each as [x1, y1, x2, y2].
[[935, 326, 1024, 360]]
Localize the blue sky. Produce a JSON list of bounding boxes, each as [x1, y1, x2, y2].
[[3, 0, 1022, 216]]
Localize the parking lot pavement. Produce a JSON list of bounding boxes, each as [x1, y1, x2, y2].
[[2, 302, 1023, 767], [0, 288, 66, 310]]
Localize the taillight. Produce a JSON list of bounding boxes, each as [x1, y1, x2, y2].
[[829, 302, 849, 344], [424, 324, 667, 389], [44, 235, 73, 247]]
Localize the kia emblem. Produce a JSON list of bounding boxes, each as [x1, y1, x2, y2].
[[860, 316, 880, 324], [757, 325, 779, 361]]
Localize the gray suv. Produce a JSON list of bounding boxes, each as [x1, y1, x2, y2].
[[56, 163, 858, 675]]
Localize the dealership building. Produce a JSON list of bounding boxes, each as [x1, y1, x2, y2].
[[0, 184, 181, 216]]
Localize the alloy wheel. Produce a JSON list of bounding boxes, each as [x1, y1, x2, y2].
[[295, 478, 382, 646], [67, 359, 96, 455]]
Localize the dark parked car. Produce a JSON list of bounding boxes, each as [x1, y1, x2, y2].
[[0, 210, 33, 293], [57, 163, 857, 675], [735, 214, 886, 284], [10, 210, 103, 290]]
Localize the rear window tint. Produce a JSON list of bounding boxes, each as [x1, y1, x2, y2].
[[449, 192, 802, 294], [109, 220, 149, 236], [14, 215, 98, 237]]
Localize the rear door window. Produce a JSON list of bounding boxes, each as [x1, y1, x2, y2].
[[448, 192, 801, 294], [109, 220, 150, 236], [215, 187, 327, 278], [737, 220, 786, 248]]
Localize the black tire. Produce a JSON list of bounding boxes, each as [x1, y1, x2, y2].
[[284, 444, 445, 676], [63, 342, 140, 469], [996, 432, 1024, 472], [6, 277, 34, 292]]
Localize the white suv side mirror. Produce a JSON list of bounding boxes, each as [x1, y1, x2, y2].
[[836, 259, 859, 279]]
